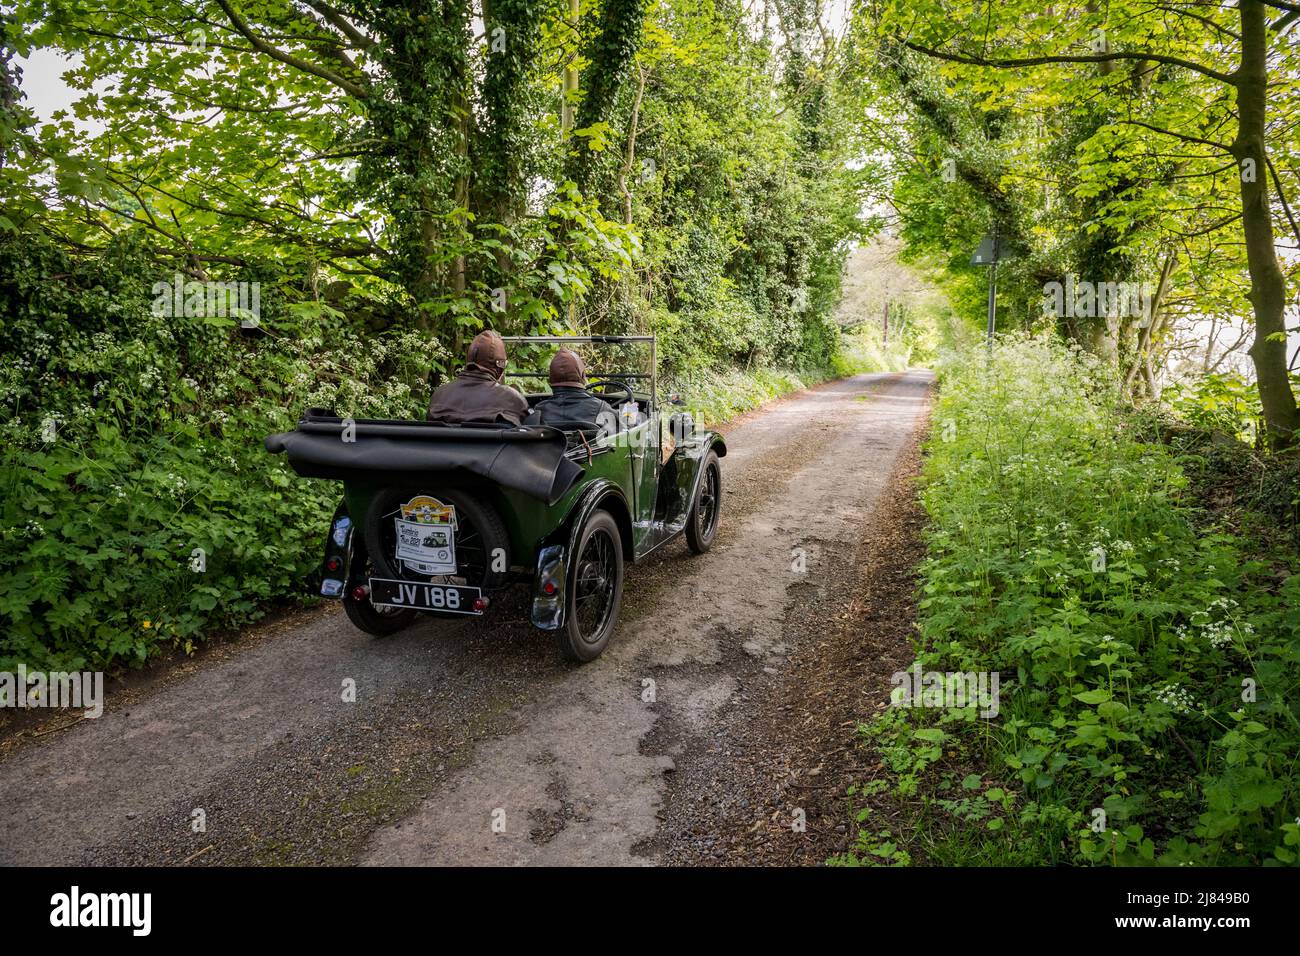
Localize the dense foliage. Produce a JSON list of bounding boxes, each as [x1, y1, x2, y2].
[[845, 337, 1300, 866], [0, 0, 870, 670], [843, 0, 1300, 447], [0, 234, 439, 669]]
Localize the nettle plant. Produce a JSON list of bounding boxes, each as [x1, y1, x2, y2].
[[0, 237, 441, 671], [861, 334, 1299, 866]]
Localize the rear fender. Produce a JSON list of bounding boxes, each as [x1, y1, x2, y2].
[[530, 481, 633, 631], [559, 480, 634, 561]]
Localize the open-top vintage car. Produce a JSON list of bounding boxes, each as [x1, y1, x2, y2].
[[264, 335, 725, 662]]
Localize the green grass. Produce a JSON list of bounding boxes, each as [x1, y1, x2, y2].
[[831, 323, 916, 376], [668, 365, 825, 426]]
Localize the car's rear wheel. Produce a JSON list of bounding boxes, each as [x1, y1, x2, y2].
[[558, 510, 624, 663], [685, 451, 722, 554], [344, 593, 418, 636], [343, 552, 418, 636], [363, 487, 510, 592]]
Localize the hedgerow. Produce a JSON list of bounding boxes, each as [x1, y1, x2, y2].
[[0, 236, 440, 671], [844, 335, 1300, 866]]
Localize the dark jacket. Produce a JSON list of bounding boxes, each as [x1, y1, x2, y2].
[[525, 386, 616, 434], [427, 366, 529, 426]]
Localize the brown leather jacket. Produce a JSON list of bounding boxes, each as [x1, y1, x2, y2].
[[426, 366, 529, 426]]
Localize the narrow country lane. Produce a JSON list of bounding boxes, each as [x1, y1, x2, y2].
[[0, 371, 933, 866]]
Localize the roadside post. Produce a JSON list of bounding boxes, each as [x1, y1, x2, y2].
[[970, 227, 1001, 353]]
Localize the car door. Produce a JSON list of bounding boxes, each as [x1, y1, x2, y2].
[[627, 406, 662, 551]]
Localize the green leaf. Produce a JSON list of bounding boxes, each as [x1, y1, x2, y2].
[[1074, 689, 1111, 705]]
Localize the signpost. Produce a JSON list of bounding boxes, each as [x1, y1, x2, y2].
[[970, 227, 1001, 352]]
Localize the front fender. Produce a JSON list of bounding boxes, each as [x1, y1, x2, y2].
[[661, 430, 725, 529], [687, 433, 726, 501]]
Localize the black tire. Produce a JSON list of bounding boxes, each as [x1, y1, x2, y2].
[[344, 593, 418, 636], [558, 509, 624, 663], [685, 451, 722, 554], [363, 487, 510, 591], [342, 546, 417, 636]]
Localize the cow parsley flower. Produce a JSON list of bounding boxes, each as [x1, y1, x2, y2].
[[1156, 684, 1195, 715]]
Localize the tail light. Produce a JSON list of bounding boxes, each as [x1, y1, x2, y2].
[[350, 584, 369, 602], [326, 556, 342, 572], [473, 596, 490, 612]]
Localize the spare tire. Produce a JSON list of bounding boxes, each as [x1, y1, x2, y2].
[[363, 487, 511, 591]]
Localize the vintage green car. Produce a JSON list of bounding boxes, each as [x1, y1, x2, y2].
[[264, 335, 725, 662]]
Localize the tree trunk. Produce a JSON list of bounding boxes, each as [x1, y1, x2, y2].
[[1235, 0, 1299, 448], [1123, 251, 1175, 396], [448, 0, 469, 308], [617, 64, 646, 226]]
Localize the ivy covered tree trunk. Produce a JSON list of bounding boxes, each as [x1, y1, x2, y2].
[[552, 0, 648, 330], [0, 16, 19, 170], [565, 0, 648, 198], [880, 40, 1038, 329], [474, 0, 546, 298], [1235, 0, 1299, 448], [353, 0, 471, 337], [476, 0, 545, 228]]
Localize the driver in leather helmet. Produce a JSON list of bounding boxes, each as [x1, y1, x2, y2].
[[525, 349, 617, 435], [427, 330, 529, 426]]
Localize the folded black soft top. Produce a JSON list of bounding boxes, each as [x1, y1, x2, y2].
[[264, 413, 583, 505]]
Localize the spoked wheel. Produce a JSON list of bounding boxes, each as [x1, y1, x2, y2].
[[685, 450, 722, 554], [343, 552, 417, 637], [558, 510, 624, 663], [363, 487, 510, 592]]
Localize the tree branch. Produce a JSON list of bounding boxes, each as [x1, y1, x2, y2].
[[1142, 4, 1240, 41], [305, 1, 372, 49], [1266, 156, 1300, 247], [1115, 119, 1232, 153], [900, 39, 1236, 86], [214, 0, 369, 99]]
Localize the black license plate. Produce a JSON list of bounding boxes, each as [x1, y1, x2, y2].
[[369, 578, 483, 615]]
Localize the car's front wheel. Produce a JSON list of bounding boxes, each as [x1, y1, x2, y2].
[[685, 450, 722, 554], [558, 509, 624, 663]]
